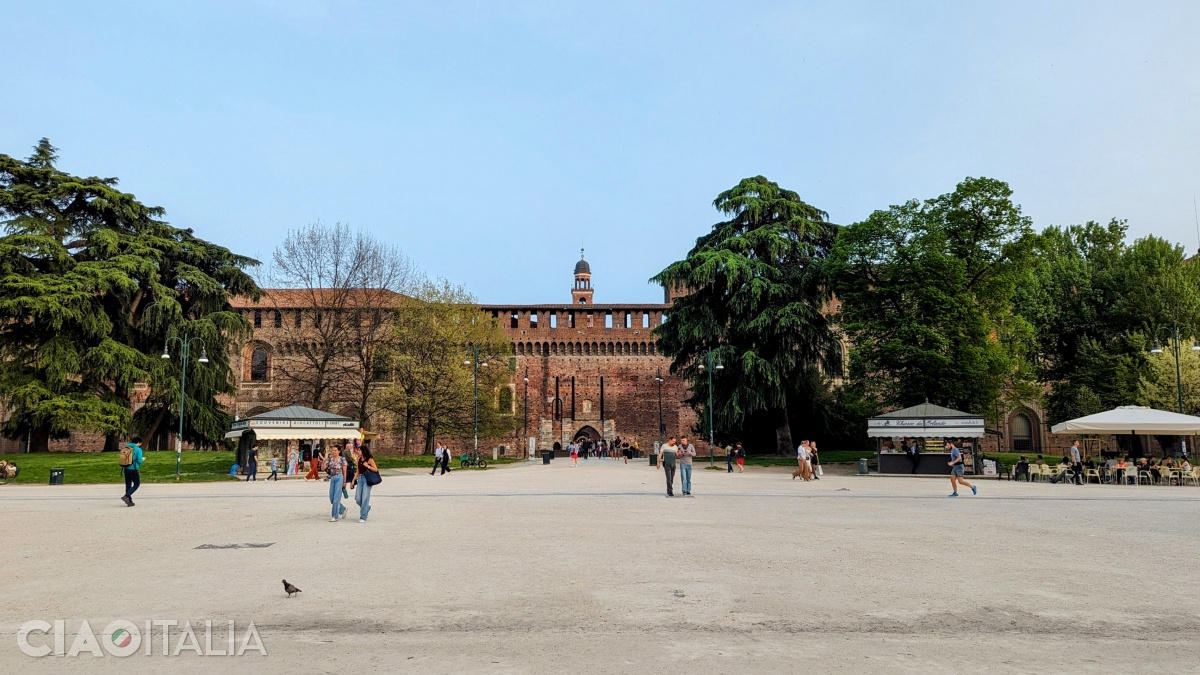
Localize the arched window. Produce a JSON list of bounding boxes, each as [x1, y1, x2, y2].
[[250, 346, 269, 382], [1012, 413, 1033, 452], [518, 343, 525, 356]]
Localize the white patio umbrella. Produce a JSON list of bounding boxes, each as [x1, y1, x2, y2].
[[1050, 406, 1200, 435]]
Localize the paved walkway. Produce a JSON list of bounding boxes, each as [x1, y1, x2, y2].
[[2, 460, 1198, 673]]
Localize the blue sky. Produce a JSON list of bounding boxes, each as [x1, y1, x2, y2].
[[3, 1, 1199, 303]]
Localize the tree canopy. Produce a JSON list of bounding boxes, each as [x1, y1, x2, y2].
[[0, 139, 259, 451], [829, 177, 1037, 421], [652, 176, 840, 454]]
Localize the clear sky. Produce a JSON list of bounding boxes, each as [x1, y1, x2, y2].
[[3, 1, 1199, 304]]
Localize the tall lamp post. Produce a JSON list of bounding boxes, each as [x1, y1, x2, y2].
[[654, 368, 665, 449], [697, 350, 723, 466], [522, 367, 529, 459], [1149, 324, 1199, 414], [463, 345, 488, 460], [160, 335, 209, 481]]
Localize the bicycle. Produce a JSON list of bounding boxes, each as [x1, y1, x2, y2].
[[460, 453, 488, 469]]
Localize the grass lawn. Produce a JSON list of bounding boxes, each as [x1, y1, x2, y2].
[[0, 451, 240, 485], [375, 455, 523, 469], [0, 451, 525, 485], [730, 450, 875, 466]]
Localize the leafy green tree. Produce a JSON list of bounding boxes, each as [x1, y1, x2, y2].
[[1014, 222, 1200, 424], [652, 176, 840, 454], [1141, 342, 1200, 416], [829, 177, 1036, 421], [379, 279, 513, 454], [0, 139, 259, 451]]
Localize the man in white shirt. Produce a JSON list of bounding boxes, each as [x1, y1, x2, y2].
[[431, 443, 448, 476], [658, 436, 679, 497]]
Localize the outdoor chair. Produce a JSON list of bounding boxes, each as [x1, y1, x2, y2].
[[1182, 468, 1199, 487], [1084, 468, 1101, 484], [1138, 470, 1153, 485], [1028, 465, 1041, 482]]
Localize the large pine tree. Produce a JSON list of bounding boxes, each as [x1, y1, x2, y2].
[[0, 139, 259, 451], [652, 176, 840, 455]]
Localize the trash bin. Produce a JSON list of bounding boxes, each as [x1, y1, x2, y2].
[[649, 453, 658, 467], [542, 452, 551, 465], [49, 468, 64, 485], [858, 458, 869, 475]]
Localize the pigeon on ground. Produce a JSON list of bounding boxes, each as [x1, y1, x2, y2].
[[283, 580, 301, 598]]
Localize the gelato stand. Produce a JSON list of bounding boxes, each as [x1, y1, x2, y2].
[[869, 403, 985, 475]]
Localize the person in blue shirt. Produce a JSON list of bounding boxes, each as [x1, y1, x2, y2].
[[946, 441, 976, 498], [122, 437, 145, 507]]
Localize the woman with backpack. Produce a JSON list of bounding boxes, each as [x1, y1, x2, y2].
[[352, 446, 381, 522]]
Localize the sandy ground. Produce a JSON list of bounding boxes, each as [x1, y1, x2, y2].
[[1, 457, 1199, 674]]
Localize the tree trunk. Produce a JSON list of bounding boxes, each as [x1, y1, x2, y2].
[[30, 425, 50, 453], [774, 410, 793, 456], [424, 420, 436, 455], [403, 407, 413, 455]]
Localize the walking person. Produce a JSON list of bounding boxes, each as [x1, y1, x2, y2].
[[658, 436, 679, 497], [796, 440, 813, 481], [571, 442, 579, 467], [947, 441, 976, 497], [325, 446, 348, 521], [246, 442, 259, 481], [810, 441, 822, 480], [119, 436, 144, 507], [268, 454, 279, 481], [352, 446, 380, 522], [735, 442, 745, 472], [726, 445, 734, 473], [441, 444, 452, 474], [305, 446, 323, 481], [1069, 440, 1084, 485], [678, 436, 697, 495], [431, 444, 442, 475]]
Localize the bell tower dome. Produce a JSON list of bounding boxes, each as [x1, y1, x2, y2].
[[571, 249, 594, 305]]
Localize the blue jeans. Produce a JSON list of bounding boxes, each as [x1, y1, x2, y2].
[[680, 464, 692, 494], [355, 477, 373, 521], [329, 474, 346, 519]]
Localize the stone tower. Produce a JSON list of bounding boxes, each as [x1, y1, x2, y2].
[[571, 249, 594, 305]]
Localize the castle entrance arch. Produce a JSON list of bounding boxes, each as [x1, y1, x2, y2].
[[573, 425, 601, 454]]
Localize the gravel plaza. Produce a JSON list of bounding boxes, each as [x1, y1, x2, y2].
[[1, 458, 1199, 674]]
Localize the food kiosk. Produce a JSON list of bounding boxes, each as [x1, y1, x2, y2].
[[225, 405, 362, 474], [869, 403, 985, 475]]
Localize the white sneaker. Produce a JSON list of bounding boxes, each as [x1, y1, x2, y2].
[[358, 518, 366, 523], [328, 518, 338, 522]]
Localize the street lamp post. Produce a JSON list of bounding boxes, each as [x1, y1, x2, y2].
[[1149, 323, 1199, 415], [697, 350, 723, 466], [463, 346, 487, 460], [654, 368, 665, 449], [522, 367, 529, 459], [161, 335, 209, 481]]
